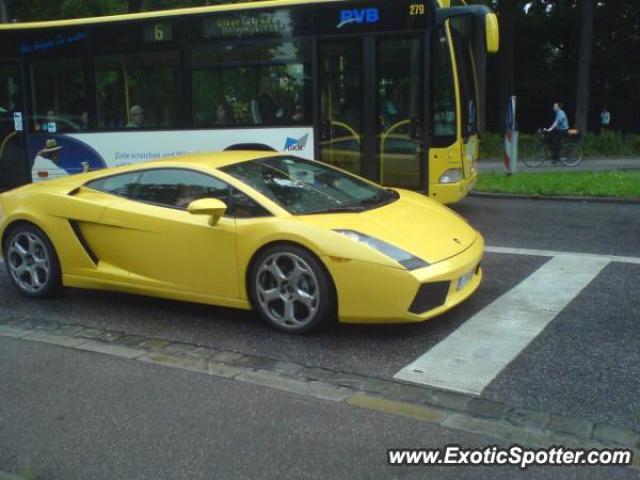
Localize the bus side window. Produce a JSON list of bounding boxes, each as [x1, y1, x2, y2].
[[31, 58, 88, 132], [191, 64, 308, 128], [96, 50, 181, 130], [191, 42, 309, 128], [256, 65, 307, 126]]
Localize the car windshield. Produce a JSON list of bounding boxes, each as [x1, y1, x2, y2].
[[221, 156, 399, 215]]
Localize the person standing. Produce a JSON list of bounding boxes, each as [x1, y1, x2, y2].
[[544, 102, 569, 163], [257, 76, 285, 125], [600, 107, 611, 132]]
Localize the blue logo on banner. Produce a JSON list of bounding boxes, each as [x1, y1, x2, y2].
[[284, 134, 309, 151], [337, 8, 380, 29], [28, 134, 106, 175]]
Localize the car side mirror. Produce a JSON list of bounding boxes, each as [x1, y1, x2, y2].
[[187, 198, 227, 226]]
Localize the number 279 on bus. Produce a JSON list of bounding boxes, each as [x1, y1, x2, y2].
[[409, 4, 425, 15]]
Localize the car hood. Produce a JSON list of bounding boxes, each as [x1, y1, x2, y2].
[[299, 189, 478, 265]]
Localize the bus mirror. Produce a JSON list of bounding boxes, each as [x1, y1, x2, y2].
[[436, 6, 499, 54], [485, 13, 499, 53]]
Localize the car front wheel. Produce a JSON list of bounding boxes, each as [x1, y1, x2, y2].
[[4, 224, 62, 298], [249, 245, 336, 334]]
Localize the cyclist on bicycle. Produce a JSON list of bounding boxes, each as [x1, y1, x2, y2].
[[544, 102, 570, 163]]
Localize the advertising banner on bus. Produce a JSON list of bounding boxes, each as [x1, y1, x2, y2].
[[28, 127, 314, 181]]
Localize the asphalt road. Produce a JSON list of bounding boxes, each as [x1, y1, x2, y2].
[[455, 196, 640, 257], [1, 196, 639, 478], [2, 337, 638, 480]]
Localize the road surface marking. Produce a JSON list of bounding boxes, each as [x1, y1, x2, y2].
[[485, 245, 640, 265], [394, 255, 610, 395]]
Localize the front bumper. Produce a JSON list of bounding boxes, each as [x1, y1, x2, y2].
[[431, 171, 478, 205], [325, 234, 484, 324]]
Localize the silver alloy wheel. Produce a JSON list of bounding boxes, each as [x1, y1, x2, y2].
[[7, 232, 50, 294], [255, 252, 320, 329]]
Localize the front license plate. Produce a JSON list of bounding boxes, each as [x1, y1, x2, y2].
[[457, 270, 474, 291]]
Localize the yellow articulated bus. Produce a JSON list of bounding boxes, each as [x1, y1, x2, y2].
[[0, 0, 498, 203]]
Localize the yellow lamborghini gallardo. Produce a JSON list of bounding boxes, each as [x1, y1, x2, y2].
[[0, 151, 483, 333]]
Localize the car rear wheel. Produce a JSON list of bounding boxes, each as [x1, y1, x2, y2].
[[4, 224, 62, 298], [249, 245, 336, 334]]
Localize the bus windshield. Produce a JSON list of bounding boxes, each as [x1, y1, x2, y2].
[[450, 17, 478, 140]]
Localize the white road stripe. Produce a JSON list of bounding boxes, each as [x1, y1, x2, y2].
[[394, 255, 610, 395], [485, 245, 640, 265]]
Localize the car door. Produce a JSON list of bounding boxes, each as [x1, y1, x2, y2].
[[83, 168, 239, 299]]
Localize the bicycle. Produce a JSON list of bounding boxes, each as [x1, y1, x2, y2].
[[522, 128, 584, 168]]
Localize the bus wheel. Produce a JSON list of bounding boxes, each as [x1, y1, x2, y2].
[[4, 224, 62, 299]]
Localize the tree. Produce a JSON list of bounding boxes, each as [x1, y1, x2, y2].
[[497, 0, 516, 132], [574, 0, 594, 133]]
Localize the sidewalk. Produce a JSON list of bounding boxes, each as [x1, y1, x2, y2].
[[477, 157, 640, 174], [2, 335, 637, 479], [0, 336, 516, 480]]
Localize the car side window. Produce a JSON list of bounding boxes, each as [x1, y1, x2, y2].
[[86, 171, 143, 198], [134, 168, 271, 218], [227, 187, 271, 218], [135, 169, 229, 209], [87, 168, 270, 218]]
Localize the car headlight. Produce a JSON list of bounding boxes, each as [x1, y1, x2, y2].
[[439, 168, 463, 184], [334, 229, 429, 270]]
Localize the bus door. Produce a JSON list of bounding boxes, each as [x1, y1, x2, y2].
[[375, 36, 425, 190], [318, 36, 426, 191], [0, 62, 29, 191], [318, 41, 365, 177]]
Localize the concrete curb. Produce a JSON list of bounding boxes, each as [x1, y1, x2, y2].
[[1, 315, 639, 467], [470, 191, 640, 205]]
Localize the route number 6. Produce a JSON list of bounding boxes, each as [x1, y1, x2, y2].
[[154, 23, 165, 41]]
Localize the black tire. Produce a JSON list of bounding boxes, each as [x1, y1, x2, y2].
[[3, 224, 62, 299], [560, 142, 584, 167], [248, 244, 336, 334], [522, 141, 547, 168]]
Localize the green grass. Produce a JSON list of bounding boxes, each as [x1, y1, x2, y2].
[[479, 131, 640, 160], [476, 171, 640, 199]]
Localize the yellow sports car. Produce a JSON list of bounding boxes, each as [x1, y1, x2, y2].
[[0, 151, 483, 333]]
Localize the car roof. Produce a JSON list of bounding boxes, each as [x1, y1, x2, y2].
[[90, 150, 285, 177], [10, 150, 286, 194], [147, 150, 284, 170]]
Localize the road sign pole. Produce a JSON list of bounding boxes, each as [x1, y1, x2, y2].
[[504, 96, 519, 175]]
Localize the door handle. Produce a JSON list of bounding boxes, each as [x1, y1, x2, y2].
[[409, 117, 423, 141]]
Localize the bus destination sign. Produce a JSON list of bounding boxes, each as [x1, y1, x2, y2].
[[203, 11, 294, 38]]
